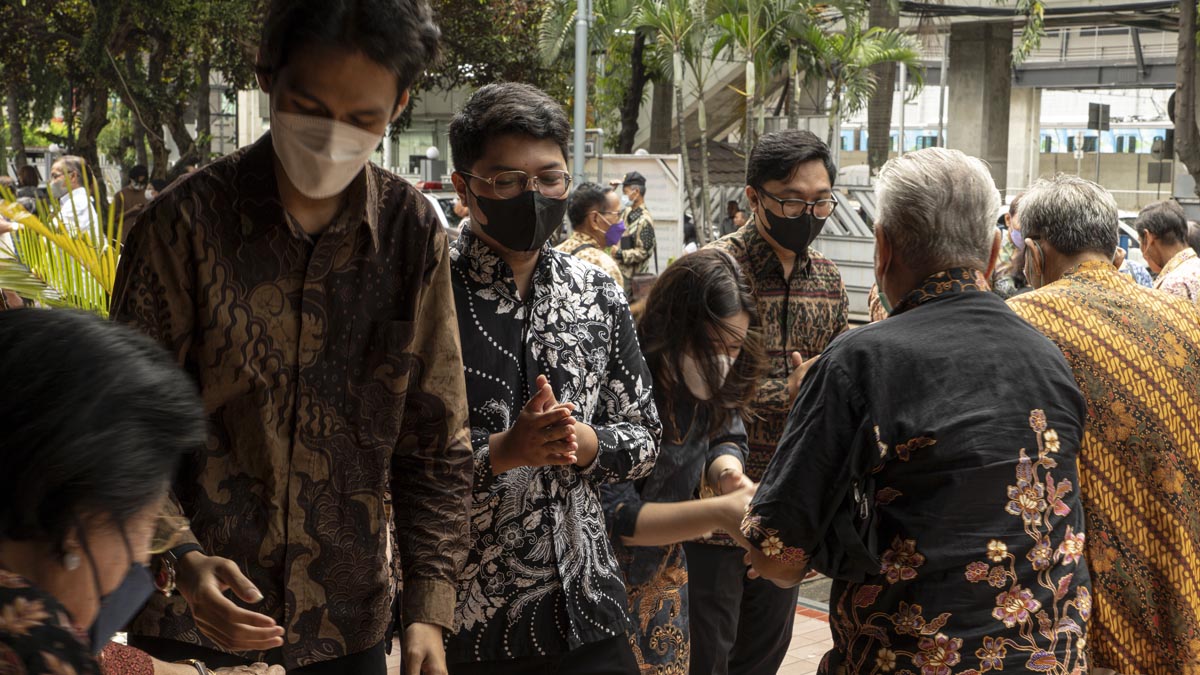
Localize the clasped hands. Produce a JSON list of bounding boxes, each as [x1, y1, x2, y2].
[[490, 375, 598, 475]]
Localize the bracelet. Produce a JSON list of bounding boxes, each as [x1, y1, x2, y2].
[[176, 659, 210, 675]]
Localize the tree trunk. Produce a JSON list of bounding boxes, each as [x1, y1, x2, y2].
[[167, 114, 201, 176], [5, 88, 25, 169], [697, 96, 711, 246], [649, 78, 673, 153], [196, 59, 212, 162], [866, 0, 899, 175], [788, 44, 801, 129], [1176, 0, 1200, 196], [617, 28, 650, 154], [74, 85, 111, 213], [673, 51, 696, 233], [744, 55, 755, 178], [134, 122, 148, 167]]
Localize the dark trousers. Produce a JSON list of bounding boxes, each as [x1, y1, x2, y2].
[[129, 636, 387, 675], [684, 542, 799, 675], [448, 635, 639, 675]]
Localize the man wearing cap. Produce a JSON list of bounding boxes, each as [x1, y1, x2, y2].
[[613, 171, 656, 294]]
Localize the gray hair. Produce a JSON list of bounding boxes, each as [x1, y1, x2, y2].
[[874, 147, 999, 271], [54, 155, 88, 186], [1019, 174, 1119, 257]]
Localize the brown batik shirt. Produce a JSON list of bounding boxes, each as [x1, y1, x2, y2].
[[111, 135, 474, 669]]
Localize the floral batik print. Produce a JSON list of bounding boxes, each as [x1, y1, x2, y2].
[[823, 412, 1090, 675], [741, 270, 1089, 675]]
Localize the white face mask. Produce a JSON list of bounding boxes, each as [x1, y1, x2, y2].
[[680, 353, 735, 401], [270, 108, 383, 200], [620, 194, 632, 210]]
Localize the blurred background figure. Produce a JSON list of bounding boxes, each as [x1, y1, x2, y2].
[[1136, 200, 1200, 304], [49, 155, 99, 235], [114, 165, 151, 238]]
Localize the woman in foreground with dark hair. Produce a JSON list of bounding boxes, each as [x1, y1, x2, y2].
[[0, 310, 204, 673], [602, 248, 766, 673]]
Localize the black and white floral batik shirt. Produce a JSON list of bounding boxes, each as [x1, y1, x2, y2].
[[445, 225, 662, 664]]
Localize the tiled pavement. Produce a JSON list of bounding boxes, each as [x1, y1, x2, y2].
[[384, 605, 834, 674]]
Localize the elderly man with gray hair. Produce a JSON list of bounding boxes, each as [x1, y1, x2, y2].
[[1008, 174, 1200, 675], [737, 148, 1091, 674]]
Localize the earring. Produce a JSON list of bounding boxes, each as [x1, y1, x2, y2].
[[63, 552, 81, 571]]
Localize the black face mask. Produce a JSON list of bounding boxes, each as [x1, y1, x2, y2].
[[759, 206, 826, 257], [470, 188, 569, 252], [88, 563, 155, 653], [79, 529, 155, 654]]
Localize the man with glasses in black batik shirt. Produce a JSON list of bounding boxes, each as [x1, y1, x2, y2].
[[444, 82, 662, 675]]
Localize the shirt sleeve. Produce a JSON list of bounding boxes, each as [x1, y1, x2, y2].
[[110, 198, 202, 551], [391, 227, 475, 631], [601, 481, 644, 540], [705, 414, 749, 469], [741, 356, 867, 569], [579, 291, 662, 484]]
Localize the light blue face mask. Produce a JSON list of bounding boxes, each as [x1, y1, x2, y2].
[[620, 194, 632, 210]]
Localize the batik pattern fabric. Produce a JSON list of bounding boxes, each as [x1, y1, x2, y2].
[[555, 230, 624, 287], [0, 570, 100, 675], [111, 134, 474, 669], [602, 404, 749, 674], [98, 644, 152, 675], [708, 221, 848, 481], [615, 205, 656, 283], [742, 268, 1092, 675], [446, 226, 661, 663], [1153, 247, 1200, 304], [1009, 261, 1200, 675]]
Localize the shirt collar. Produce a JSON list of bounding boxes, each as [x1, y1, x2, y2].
[[1065, 258, 1121, 279], [454, 221, 555, 290], [1161, 247, 1199, 277], [239, 133, 381, 249], [891, 267, 986, 315]]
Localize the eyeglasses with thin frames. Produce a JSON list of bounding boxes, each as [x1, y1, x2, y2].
[[460, 170, 573, 200], [755, 186, 838, 219]]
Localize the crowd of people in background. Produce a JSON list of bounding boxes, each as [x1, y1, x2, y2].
[[1, 1, 1200, 675]]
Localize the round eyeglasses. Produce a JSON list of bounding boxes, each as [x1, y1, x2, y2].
[[460, 170, 573, 200]]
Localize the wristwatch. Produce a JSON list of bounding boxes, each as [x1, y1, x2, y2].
[[177, 659, 211, 675], [154, 544, 203, 596]]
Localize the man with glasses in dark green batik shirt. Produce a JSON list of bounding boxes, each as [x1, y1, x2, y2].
[[697, 129, 849, 675]]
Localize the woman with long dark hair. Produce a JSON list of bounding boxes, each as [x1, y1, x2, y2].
[[602, 248, 766, 673]]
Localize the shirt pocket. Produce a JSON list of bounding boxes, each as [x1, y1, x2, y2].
[[345, 318, 414, 447]]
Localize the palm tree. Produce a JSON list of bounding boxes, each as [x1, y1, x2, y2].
[[0, 176, 122, 316], [681, 0, 721, 244], [712, 0, 787, 170], [634, 0, 700, 229], [793, 2, 923, 168]]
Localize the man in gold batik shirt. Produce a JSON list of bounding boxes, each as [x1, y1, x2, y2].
[[1009, 175, 1200, 675]]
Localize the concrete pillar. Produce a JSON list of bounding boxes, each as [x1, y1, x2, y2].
[[1006, 88, 1042, 196], [648, 82, 673, 154], [948, 22, 1013, 191]]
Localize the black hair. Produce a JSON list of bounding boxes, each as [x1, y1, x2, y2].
[[1135, 200, 1188, 246], [128, 165, 149, 183], [0, 310, 205, 549], [1189, 221, 1200, 256], [747, 129, 836, 189], [257, 0, 440, 99], [638, 249, 765, 441], [150, 179, 168, 192], [448, 82, 570, 173], [567, 182, 611, 228], [17, 165, 39, 188]]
